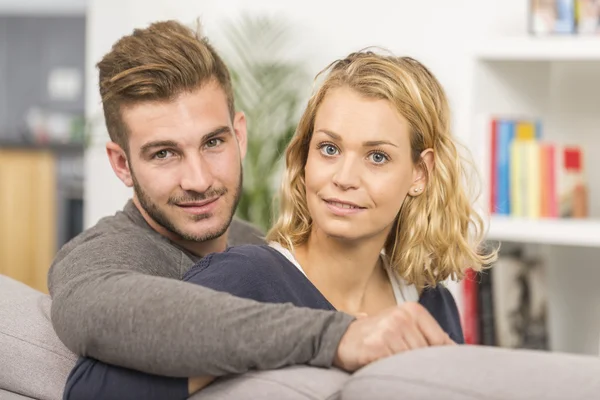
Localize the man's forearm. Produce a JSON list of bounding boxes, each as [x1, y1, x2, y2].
[[50, 272, 353, 377]]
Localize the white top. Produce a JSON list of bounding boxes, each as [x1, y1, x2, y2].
[[268, 242, 419, 305]]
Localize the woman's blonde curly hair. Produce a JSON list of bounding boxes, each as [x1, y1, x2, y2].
[[267, 50, 497, 290]]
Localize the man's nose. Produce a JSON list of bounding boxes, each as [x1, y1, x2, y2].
[[180, 156, 214, 193]]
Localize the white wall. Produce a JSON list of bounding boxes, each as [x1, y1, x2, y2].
[[85, 0, 527, 226], [0, 0, 86, 14]]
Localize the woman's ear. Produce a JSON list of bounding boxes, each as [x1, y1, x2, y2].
[[409, 148, 434, 197]]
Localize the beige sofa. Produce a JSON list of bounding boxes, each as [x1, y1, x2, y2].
[[2, 274, 600, 400]]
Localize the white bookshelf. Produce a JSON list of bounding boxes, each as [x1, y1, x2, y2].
[[487, 217, 600, 248], [466, 35, 600, 356], [474, 37, 600, 61]]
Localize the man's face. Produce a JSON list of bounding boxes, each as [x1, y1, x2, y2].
[[117, 81, 247, 243]]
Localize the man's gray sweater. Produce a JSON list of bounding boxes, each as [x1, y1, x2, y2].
[[48, 200, 353, 377]]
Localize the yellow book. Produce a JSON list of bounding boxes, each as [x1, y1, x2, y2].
[[510, 140, 524, 217], [515, 121, 536, 141]]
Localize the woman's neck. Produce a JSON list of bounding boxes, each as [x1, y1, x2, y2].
[[294, 228, 395, 315]]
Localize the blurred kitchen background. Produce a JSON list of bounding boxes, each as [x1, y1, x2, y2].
[[1, 0, 600, 357]]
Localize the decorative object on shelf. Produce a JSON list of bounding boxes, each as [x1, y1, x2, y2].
[[577, 0, 600, 33], [530, 0, 600, 35], [492, 246, 549, 350]]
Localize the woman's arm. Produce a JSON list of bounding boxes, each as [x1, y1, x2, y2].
[[64, 357, 189, 400], [189, 376, 215, 394]]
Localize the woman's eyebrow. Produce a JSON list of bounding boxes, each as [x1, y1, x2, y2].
[[315, 129, 398, 148]]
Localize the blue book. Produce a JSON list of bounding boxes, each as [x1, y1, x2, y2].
[[554, 0, 576, 34], [496, 120, 515, 215]]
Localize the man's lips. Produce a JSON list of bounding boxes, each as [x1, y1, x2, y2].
[[175, 197, 220, 214], [176, 198, 219, 207]]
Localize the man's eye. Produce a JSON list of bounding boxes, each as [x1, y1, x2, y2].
[[206, 138, 224, 148], [154, 150, 173, 159]]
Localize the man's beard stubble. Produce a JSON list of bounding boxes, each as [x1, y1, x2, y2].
[[131, 166, 243, 243]]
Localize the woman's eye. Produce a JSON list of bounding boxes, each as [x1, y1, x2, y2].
[[154, 150, 173, 159], [369, 152, 389, 164], [206, 138, 223, 148], [320, 144, 339, 156]]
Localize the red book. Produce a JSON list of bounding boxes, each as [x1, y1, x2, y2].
[[490, 119, 498, 214], [546, 144, 558, 218], [462, 269, 479, 345]]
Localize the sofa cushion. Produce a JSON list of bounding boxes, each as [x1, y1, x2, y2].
[[342, 345, 600, 400], [0, 275, 77, 400], [0, 389, 36, 400], [191, 366, 349, 400]]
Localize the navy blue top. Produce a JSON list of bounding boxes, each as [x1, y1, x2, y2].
[[63, 245, 464, 400]]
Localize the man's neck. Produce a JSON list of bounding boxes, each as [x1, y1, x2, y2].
[[294, 228, 393, 315], [132, 197, 228, 257]]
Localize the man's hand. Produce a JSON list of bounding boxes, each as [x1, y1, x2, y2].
[[333, 302, 455, 372]]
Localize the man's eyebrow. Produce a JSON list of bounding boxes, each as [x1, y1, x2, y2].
[[314, 129, 398, 147], [140, 140, 181, 156], [203, 125, 232, 141], [139, 126, 233, 157]]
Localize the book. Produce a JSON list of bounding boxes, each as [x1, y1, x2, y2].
[[576, 0, 600, 34], [491, 246, 549, 350], [531, 0, 581, 34], [462, 268, 480, 345], [496, 120, 515, 215]]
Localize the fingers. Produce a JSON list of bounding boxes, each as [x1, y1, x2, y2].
[[333, 303, 455, 372], [402, 303, 453, 347], [401, 327, 429, 350]]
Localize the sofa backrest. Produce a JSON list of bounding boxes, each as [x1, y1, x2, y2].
[[0, 275, 77, 400]]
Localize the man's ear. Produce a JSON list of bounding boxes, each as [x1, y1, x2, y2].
[[233, 111, 248, 160], [409, 148, 434, 197], [106, 142, 134, 187]]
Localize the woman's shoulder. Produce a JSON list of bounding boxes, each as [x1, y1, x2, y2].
[[419, 283, 464, 344], [186, 244, 285, 278]]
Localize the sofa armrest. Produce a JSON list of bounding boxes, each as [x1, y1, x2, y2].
[[342, 345, 600, 400], [189, 366, 349, 400], [0, 275, 77, 400], [0, 389, 37, 400]]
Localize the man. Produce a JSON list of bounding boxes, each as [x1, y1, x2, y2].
[[48, 20, 453, 392]]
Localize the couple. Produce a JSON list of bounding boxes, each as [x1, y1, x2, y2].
[[48, 20, 495, 398]]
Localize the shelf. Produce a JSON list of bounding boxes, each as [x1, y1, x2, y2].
[[486, 216, 600, 248], [0, 140, 85, 154], [474, 36, 600, 61]]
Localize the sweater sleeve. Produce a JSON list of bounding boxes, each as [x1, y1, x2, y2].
[[48, 234, 354, 377]]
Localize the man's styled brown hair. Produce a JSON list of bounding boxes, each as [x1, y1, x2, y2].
[[97, 20, 235, 152]]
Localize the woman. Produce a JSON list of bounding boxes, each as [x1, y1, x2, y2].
[[64, 51, 496, 399]]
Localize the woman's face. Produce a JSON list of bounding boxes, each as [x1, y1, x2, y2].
[[305, 86, 426, 243]]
